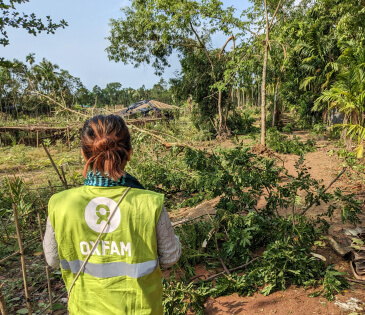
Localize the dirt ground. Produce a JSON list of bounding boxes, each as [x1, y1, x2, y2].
[[170, 132, 365, 315]]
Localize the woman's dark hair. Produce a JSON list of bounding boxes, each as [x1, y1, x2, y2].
[[81, 115, 131, 180]]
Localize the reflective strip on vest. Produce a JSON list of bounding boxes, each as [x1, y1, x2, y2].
[[60, 259, 159, 279]]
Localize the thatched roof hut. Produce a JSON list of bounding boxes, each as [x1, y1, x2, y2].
[[118, 100, 179, 117]]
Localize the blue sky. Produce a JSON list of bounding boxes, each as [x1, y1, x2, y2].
[[2, 0, 251, 90]]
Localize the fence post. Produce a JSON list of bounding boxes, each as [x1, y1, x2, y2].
[[0, 282, 8, 315], [37, 213, 53, 312], [13, 204, 32, 315], [42, 143, 68, 190], [66, 126, 70, 150], [47, 180, 55, 195]]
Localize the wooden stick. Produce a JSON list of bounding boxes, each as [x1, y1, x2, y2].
[[42, 143, 68, 190], [66, 125, 70, 149], [0, 238, 40, 264], [219, 257, 230, 275], [38, 291, 67, 315], [13, 204, 32, 315], [47, 180, 55, 195], [37, 213, 53, 312], [172, 213, 216, 227], [346, 277, 365, 285], [60, 165, 68, 189], [36, 130, 39, 148], [0, 282, 8, 315], [202, 257, 259, 282]]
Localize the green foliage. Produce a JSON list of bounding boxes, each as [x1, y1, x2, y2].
[[322, 265, 349, 301], [226, 110, 256, 135], [258, 238, 323, 294], [174, 220, 215, 279], [0, 0, 67, 47], [158, 148, 360, 313], [312, 123, 326, 135], [267, 128, 316, 155], [1, 137, 359, 314], [282, 123, 293, 134], [163, 279, 209, 315]]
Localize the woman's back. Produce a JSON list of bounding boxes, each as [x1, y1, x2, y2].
[[44, 115, 180, 314], [48, 185, 164, 314]]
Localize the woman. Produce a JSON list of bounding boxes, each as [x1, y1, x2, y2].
[[43, 115, 181, 314]]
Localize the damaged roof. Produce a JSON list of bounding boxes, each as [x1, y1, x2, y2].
[[119, 100, 179, 116]]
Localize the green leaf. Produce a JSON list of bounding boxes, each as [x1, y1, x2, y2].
[[52, 303, 67, 311], [260, 284, 274, 296], [16, 309, 29, 314], [352, 238, 364, 245], [308, 290, 322, 298]]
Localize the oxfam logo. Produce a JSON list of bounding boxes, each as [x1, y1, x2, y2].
[[84, 197, 121, 233]]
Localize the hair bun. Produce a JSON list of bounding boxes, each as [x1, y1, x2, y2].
[[81, 115, 131, 180], [93, 137, 116, 153]]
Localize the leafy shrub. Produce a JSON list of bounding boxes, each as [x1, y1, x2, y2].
[[226, 110, 256, 135], [161, 149, 361, 313], [282, 123, 293, 134], [267, 128, 316, 155], [312, 123, 326, 135], [163, 279, 208, 315]]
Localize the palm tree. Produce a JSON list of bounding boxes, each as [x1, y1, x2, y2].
[[314, 42, 365, 157]]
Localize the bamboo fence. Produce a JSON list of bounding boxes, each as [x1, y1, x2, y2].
[[0, 181, 61, 314], [0, 117, 168, 148]]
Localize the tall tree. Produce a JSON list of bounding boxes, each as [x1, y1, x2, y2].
[[106, 0, 240, 135], [245, 0, 294, 145]]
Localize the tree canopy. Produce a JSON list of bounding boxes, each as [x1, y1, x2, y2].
[[0, 0, 68, 47]]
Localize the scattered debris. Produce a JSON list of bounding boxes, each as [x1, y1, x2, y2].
[[327, 235, 352, 256], [310, 252, 326, 261], [250, 143, 274, 155], [335, 297, 364, 312], [344, 227, 364, 237]]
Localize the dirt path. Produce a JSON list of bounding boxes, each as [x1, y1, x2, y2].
[[205, 286, 365, 314]]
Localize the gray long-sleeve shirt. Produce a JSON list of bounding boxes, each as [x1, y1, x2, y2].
[[43, 206, 181, 269]]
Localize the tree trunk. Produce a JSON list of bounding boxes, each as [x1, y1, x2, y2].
[[237, 89, 240, 108], [272, 79, 280, 127], [261, 42, 269, 145], [218, 90, 223, 134], [251, 87, 254, 107]]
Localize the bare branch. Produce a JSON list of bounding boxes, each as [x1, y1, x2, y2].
[[189, 21, 217, 83], [34, 91, 89, 118], [300, 167, 347, 216], [269, 0, 283, 30], [219, 35, 234, 60]]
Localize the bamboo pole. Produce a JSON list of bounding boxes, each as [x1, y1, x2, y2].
[[60, 165, 68, 189], [37, 213, 53, 312], [66, 125, 70, 149], [42, 143, 68, 190], [0, 282, 8, 315], [47, 180, 55, 195], [12, 204, 32, 315]]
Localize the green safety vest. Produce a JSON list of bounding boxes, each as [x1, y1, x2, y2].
[[48, 185, 164, 315]]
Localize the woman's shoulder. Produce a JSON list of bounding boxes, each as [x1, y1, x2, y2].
[[48, 186, 87, 205], [131, 187, 164, 198]]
